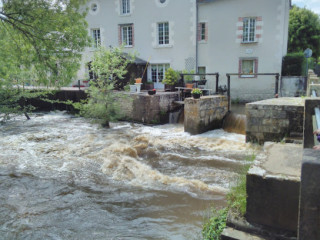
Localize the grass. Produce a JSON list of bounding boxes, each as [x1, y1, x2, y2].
[[201, 153, 256, 240]]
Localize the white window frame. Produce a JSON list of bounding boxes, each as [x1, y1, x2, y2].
[[121, 25, 133, 47], [91, 28, 101, 48], [158, 22, 169, 46], [200, 22, 206, 41], [121, 0, 130, 15], [240, 59, 256, 78], [150, 64, 170, 83], [242, 17, 256, 43]]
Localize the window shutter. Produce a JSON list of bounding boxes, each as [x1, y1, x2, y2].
[[132, 24, 134, 46], [118, 25, 122, 45], [254, 59, 258, 77], [197, 23, 201, 41], [205, 23, 208, 41]]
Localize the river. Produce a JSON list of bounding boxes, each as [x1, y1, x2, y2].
[[0, 112, 261, 240]]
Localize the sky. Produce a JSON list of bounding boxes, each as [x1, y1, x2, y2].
[[292, 0, 320, 14]]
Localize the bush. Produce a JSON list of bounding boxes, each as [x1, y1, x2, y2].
[[282, 52, 305, 76], [202, 208, 228, 240], [163, 68, 180, 86]]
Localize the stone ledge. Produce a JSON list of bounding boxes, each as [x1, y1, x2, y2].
[[246, 143, 302, 235]]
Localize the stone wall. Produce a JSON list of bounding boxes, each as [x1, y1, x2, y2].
[[246, 97, 304, 144], [298, 149, 320, 240], [184, 95, 228, 135], [246, 143, 302, 236], [117, 92, 179, 124]]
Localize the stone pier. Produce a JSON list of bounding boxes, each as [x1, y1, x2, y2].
[[184, 95, 228, 135], [246, 98, 304, 144], [118, 91, 179, 124]]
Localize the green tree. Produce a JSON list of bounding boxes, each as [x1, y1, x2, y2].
[[288, 6, 320, 61], [76, 46, 134, 127], [0, 0, 90, 121]]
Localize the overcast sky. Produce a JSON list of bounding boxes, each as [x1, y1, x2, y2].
[[292, 0, 320, 14]]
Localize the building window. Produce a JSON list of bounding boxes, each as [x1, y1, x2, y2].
[[242, 18, 256, 43], [91, 29, 101, 48], [151, 64, 170, 82], [239, 59, 258, 77], [120, 24, 133, 47], [121, 0, 130, 15], [158, 22, 169, 45], [198, 22, 207, 41], [198, 66, 206, 80]]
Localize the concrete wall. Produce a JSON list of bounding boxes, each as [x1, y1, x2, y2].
[[246, 143, 302, 236], [118, 92, 179, 124], [280, 76, 307, 97], [298, 149, 320, 240], [184, 95, 227, 134], [246, 98, 304, 144]]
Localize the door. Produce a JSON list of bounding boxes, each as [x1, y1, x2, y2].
[[150, 64, 170, 90]]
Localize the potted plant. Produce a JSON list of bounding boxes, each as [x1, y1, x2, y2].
[[148, 88, 156, 95], [191, 88, 202, 99], [145, 81, 154, 90], [129, 77, 136, 93], [183, 70, 195, 89], [163, 68, 179, 91]]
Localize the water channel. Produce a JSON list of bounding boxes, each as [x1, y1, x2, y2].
[[0, 112, 262, 239]]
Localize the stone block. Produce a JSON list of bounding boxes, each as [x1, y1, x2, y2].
[[298, 149, 320, 240], [246, 143, 302, 236], [184, 96, 227, 134], [246, 98, 304, 144]]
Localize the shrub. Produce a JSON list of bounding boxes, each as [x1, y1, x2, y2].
[[282, 52, 305, 76], [163, 68, 180, 85], [202, 208, 228, 240]]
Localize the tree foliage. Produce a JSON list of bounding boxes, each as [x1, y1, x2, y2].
[[288, 6, 320, 61], [0, 0, 90, 120], [76, 46, 134, 127], [0, 0, 90, 86]]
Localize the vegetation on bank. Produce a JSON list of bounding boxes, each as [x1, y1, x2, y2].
[[0, 0, 90, 121], [202, 153, 256, 240], [73, 46, 135, 127]]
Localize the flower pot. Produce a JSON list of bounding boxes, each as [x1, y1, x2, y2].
[[148, 90, 156, 95], [192, 93, 201, 99], [130, 85, 137, 93], [135, 78, 142, 84], [185, 83, 194, 89], [165, 84, 176, 92], [145, 83, 154, 90]]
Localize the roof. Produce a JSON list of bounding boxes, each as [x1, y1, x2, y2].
[[122, 52, 147, 65]]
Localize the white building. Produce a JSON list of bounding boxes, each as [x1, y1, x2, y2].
[[78, 0, 290, 101]]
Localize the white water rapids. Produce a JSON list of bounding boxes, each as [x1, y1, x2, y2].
[[0, 112, 262, 239]]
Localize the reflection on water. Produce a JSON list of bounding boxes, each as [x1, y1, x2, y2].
[[0, 112, 261, 240]]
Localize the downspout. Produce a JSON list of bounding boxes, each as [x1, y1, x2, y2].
[[195, 0, 199, 72]]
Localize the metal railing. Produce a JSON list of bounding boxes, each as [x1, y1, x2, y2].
[[180, 73, 219, 94], [226, 73, 280, 111]]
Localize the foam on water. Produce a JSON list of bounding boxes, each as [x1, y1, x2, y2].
[[0, 112, 265, 239]]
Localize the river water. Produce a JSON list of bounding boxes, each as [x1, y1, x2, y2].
[[0, 112, 261, 240]]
